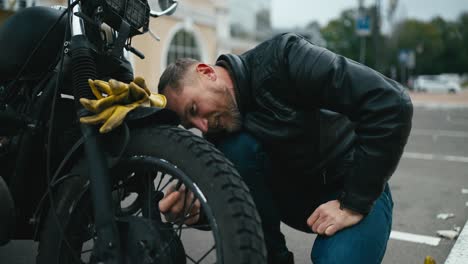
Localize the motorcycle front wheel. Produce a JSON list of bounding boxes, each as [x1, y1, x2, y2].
[[36, 125, 266, 264]]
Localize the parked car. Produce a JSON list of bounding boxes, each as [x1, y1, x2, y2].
[[413, 75, 462, 94]]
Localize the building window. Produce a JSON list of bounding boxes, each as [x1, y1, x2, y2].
[[167, 29, 201, 65]]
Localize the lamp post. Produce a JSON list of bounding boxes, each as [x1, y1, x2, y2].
[[374, 0, 381, 70], [356, 0, 370, 64]]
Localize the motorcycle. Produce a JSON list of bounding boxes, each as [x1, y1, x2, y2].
[[0, 0, 266, 263]]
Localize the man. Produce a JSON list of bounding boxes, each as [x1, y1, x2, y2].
[[157, 33, 413, 264]]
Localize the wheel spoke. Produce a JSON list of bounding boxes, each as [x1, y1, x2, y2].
[[173, 212, 200, 226], [186, 254, 197, 263], [81, 248, 92, 254], [177, 187, 191, 238], [155, 172, 166, 191], [184, 195, 198, 217], [146, 172, 153, 219], [159, 176, 176, 191], [177, 222, 183, 238], [195, 245, 216, 263]]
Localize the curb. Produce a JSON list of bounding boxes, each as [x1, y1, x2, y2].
[[445, 219, 468, 264]]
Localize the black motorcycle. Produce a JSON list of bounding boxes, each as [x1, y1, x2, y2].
[[0, 0, 266, 263]]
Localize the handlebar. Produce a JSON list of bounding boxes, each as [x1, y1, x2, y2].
[[66, 0, 179, 63], [150, 0, 178, 17]]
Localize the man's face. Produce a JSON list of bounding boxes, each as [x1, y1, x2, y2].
[[163, 74, 241, 134]]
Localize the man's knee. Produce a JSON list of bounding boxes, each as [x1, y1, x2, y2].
[[310, 188, 392, 264], [311, 235, 387, 264]]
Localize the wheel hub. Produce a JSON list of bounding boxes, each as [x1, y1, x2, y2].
[[116, 216, 186, 264]]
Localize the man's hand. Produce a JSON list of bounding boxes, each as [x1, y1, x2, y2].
[[158, 184, 201, 225], [307, 200, 364, 236]]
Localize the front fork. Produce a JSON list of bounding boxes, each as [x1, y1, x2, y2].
[[69, 2, 122, 263]]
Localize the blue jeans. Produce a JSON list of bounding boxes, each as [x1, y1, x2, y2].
[[216, 132, 393, 264]]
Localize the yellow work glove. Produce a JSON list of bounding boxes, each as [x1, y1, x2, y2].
[[79, 77, 167, 133], [424, 256, 436, 264]]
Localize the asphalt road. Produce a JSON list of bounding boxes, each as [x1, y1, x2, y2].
[[1, 104, 468, 264], [282, 105, 468, 264], [383, 105, 468, 264]]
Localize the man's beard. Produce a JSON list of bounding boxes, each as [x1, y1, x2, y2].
[[207, 88, 242, 133], [223, 102, 242, 132]]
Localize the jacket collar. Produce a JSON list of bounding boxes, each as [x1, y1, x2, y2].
[[215, 54, 252, 116]]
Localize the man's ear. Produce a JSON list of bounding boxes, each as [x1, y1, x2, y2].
[[196, 63, 217, 81]]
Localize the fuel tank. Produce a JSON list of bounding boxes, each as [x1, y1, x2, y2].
[[0, 6, 67, 81]]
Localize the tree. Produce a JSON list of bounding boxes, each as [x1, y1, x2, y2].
[[430, 17, 464, 74], [320, 6, 384, 72], [390, 19, 444, 75], [320, 9, 468, 80], [389, 12, 468, 76], [455, 12, 468, 73], [321, 9, 361, 61]]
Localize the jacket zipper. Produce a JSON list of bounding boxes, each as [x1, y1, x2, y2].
[[322, 169, 327, 185]]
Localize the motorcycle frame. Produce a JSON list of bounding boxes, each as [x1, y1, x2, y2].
[[69, 2, 124, 262], [1, 1, 180, 262]]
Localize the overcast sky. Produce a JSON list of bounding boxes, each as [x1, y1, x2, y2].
[[271, 0, 468, 29]]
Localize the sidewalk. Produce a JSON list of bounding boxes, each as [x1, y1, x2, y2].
[[409, 89, 468, 108]]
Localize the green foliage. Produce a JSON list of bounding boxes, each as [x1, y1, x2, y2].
[[392, 15, 468, 75], [321, 9, 361, 60], [320, 9, 468, 79], [462, 81, 468, 88], [320, 6, 385, 72]]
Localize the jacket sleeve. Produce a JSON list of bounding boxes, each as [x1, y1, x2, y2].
[[281, 33, 413, 214]]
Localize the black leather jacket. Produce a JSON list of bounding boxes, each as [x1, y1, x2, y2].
[[215, 33, 413, 214]]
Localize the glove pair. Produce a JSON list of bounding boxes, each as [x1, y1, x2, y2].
[[79, 77, 166, 133]]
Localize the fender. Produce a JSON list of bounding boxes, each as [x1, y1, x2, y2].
[[98, 107, 180, 168], [125, 106, 180, 127]]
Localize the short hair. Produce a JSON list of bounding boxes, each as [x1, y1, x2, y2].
[[158, 58, 199, 93]]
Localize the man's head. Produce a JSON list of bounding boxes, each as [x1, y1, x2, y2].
[[159, 58, 241, 134]]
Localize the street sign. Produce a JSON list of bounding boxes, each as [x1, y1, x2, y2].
[[398, 49, 416, 69], [356, 15, 371, 36], [398, 49, 409, 64]]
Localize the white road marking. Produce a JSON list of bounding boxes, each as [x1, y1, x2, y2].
[[445, 220, 468, 264], [390, 230, 441, 246], [403, 152, 468, 163], [412, 102, 468, 109], [411, 129, 468, 138]]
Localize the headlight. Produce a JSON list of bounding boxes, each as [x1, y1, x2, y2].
[[93, 0, 150, 36]]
